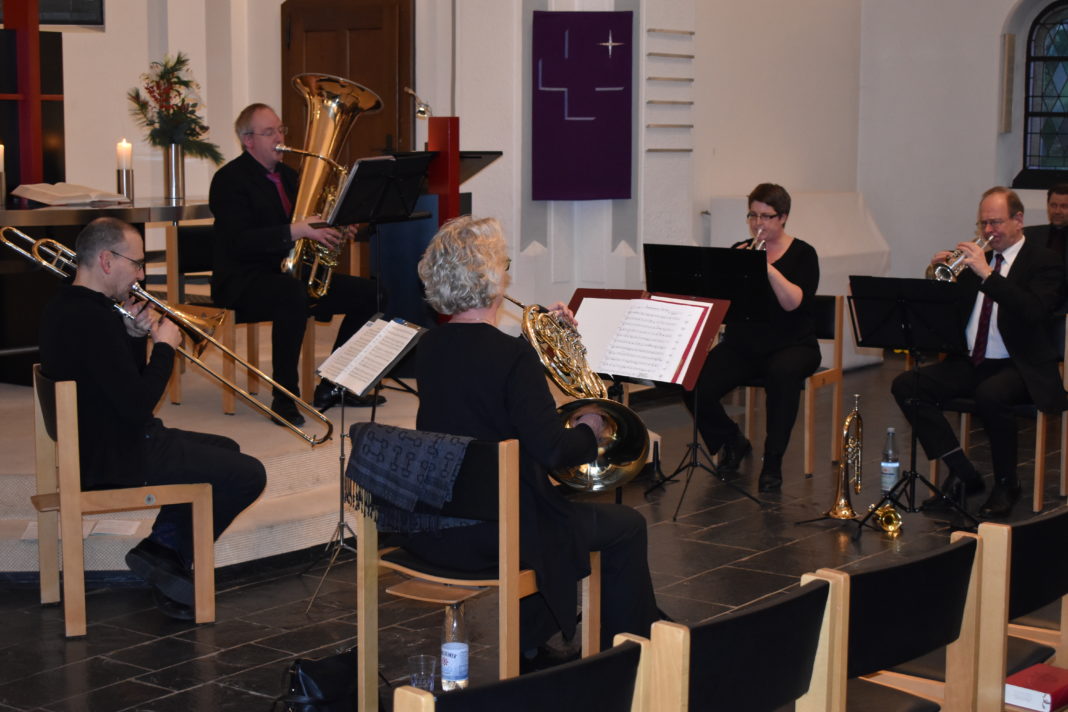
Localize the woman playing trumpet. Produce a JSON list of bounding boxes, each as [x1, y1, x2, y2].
[[406, 216, 660, 667], [687, 183, 821, 492]]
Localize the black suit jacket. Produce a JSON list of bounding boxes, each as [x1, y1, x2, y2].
[[208, 151, 299, 306], [956, 237, 1067, 412]]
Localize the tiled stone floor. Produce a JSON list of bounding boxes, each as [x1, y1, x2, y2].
[[1, 354, 1063, 711]]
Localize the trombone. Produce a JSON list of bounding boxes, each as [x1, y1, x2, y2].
[[1, 226, 332, 447]]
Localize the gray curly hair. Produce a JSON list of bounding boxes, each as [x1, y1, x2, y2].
[[418, 216, 510, 315]]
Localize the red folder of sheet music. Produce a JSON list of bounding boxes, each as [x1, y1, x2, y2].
[[568, 289, 728, 391], [1005, 663, 1068, 712]]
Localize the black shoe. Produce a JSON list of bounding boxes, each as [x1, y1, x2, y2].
[[312, 382, 386, 411], [270, 395, 306, 428], [125, 539, 194, 606], [921, 474, 985, 512], [151, 588, 195, 621], [520, 645, 581, 674], [758, 471, 782, 493], [718, 432, 752, 473], [978, 482, 1022, 518]]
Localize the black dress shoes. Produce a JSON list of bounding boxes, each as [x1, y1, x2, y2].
[[151, 588, 195, 621], [978, 482, 1022, 518], [717, 432, 752, 473], [520, 645, 581, 674], [758, 471, 782, 493], [312, 382, 386, 411], [270, 395, 306, 428], [921, 474, 985, 512], [125, 539, 194, 606]]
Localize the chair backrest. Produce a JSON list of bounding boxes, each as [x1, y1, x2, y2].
[[33, 364, 61, 444], [845, 536, 977, 677], [652, 578, 830, 712], [813, 294, 841, 342], [176, 224, 216, 274], [395, 636, 649, 712], [1004, 509, 1068, 619]]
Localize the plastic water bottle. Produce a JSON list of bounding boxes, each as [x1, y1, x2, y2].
[[441, 603, 469, 690], [880, 427, 900, 495]]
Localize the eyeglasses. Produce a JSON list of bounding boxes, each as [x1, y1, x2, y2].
[[243, 125, 288, 138], [746, 211, 781, 222], [109, 250, 145, 271], [976, 218, 1008, 229]]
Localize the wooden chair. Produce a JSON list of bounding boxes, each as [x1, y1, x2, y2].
[[31, 364, 215, 637], [354, 429, 601, 712], [149, 224, 317, 410], [650, 577, 831, 711], [798, 533, 981, 712], [744, 294, 844, 477], [929, 314, 1068, 512], [393, 635, 649, 712]]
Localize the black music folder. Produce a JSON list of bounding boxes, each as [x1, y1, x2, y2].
[[643, 243, 771, 323]]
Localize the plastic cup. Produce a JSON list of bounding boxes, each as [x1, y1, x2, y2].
[[408, 654, 437, 691]]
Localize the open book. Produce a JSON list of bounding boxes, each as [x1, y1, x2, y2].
[[12, 183, 131, 206]]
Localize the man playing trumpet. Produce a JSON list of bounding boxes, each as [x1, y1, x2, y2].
[[891, 187, 1066, 517]]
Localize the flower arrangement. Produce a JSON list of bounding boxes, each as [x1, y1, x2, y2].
[[127, 52, 223, 164]]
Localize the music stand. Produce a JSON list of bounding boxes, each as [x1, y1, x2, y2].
[[845, 276, 979, 537], [642, 245, 770, 517]]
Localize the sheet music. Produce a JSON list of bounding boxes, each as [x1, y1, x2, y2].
[[597, 300, 706, 382], [575, 296, 711, 384], [318, 318, 421, 396], [648, 295, 714, 381]]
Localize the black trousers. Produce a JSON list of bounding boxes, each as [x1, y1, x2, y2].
[[890, 356, 1029, 483], [402, 501, 658, 651], [687, 341, 821, 460], [226, 271, 379, 395], [140, 420, 267, 564]]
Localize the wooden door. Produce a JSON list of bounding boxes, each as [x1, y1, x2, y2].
[[280, 0, 414, 165]]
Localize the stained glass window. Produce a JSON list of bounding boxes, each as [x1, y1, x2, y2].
[[1026, 1, 1068, 169]]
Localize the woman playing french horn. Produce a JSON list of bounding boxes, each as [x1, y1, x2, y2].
[[406, 216, 661, 669], [687, 183, 821, 492]]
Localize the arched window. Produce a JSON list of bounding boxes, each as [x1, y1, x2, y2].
[[1018, 1, 1068, 186]]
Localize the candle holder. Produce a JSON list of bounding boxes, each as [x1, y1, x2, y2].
[[116, 169, 134, 203], [0, 172, 6, 207]]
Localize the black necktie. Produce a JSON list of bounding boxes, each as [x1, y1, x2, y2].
[[970, 252, 1004, 365]]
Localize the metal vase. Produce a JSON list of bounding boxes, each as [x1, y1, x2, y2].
[[162, 143, 185, 203]]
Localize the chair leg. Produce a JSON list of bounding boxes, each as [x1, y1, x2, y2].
[[959, 412, 972, 453], [220, 311, 237, 415], [830, 380, 843, 464], [1060, 412, 1067, 498], [301, 318, 316, 402], [803, 382, 816, 476], [356, 511, 380, 712], [246, 321, 260, 396], [37, 509, 59, 605], [190, 486, 215, 624], [1034, 413, 1048, 512], [581, 551, 602, 657], [744, 387, 758, 443], [60, 506, 86, 637]]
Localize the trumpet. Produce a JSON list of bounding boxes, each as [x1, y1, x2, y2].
[[1, 226, 332, 446], [924, 233, 992, 282], [825, 393, 863, 520], [746, 227, 766, 251], [503, 295, 649, 491]]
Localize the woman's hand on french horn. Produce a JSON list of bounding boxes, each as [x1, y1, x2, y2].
[[546, 301, 578, 328]]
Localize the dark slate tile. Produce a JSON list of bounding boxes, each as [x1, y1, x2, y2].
[[39, 679, 170, 712], [256, 619, 358, 655], [0, 657, 148, 710], [104, 635, 218, 670], [659, 566, 798, 608], [646, 528, 753, 578], [172, 617, 281, 649], [117, 682, 273, 712], [135, 643, 288, 691]]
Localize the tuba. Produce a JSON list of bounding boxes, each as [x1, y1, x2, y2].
[[924, 233, 992, 282], [277, 73, 383, 299], [505, 296, 650, 492], [825, 394, 863, 520]]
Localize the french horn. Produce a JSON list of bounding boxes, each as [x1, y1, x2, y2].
[[504, 296, 650, 492]]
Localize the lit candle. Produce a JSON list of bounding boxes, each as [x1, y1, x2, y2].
[[0, 143, 4, 169], [116, 139, 132, 170]]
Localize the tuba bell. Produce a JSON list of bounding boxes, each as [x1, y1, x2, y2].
[[276, 73, 383, 299], [505, 296, 650, 492]]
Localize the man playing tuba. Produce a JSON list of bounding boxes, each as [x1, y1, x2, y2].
[[891, 187, 1066, 518], [209, 103, 382, 425]]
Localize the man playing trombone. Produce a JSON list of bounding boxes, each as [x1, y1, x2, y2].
[[38, 217, 266, 619], [890, 187, 1066, 518]]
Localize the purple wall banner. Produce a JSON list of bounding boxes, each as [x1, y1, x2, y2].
[[532, 10, 633, 201]]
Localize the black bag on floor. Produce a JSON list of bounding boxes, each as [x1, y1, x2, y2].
[[273, 647, 359, 712]]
